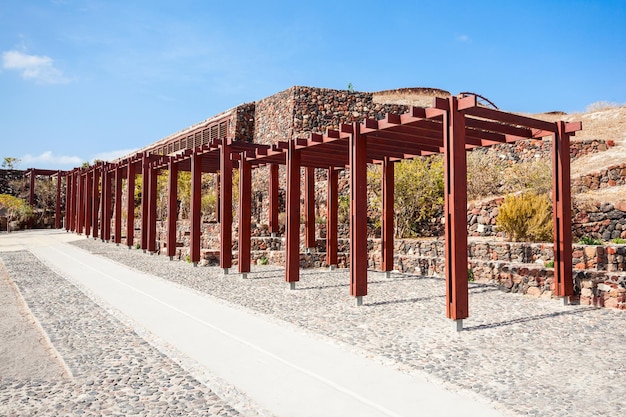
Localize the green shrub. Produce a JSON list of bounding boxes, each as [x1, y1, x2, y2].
[[611, 237, 626, 244], [496, 193, 553, 242], [579, 236, 603, 245], [544, 260, 555, 268]]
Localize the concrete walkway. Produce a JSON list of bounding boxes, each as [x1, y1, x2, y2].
[[5, 230, 506, 417]]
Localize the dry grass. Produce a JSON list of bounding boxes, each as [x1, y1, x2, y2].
[[574, 184, 626, 205]]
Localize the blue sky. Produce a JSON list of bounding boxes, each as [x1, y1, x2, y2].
[[1, 0, 625, 170]]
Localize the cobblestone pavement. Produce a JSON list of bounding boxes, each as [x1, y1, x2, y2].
[[70, 238, 625, 417], [0, 250, 244, 417]]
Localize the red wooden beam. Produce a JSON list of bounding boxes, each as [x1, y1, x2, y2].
[[381, 157, 394, 274], [444, 96, 469, 327], [350, 122, 368, 304], [147, 162, 158, 252], [305, 166, 316, 248], [326, 167, 339, 268], [167, 158, 178, 259], [285, 139, 301, 287], [552, 121, 574, 300], [126, 163, 136, 247], [190, 151, 202, 265], [220, 142, 233, 272], [114, 166, 122, 244], [269, 164, 279, 235], [238, 152, 252, 276]]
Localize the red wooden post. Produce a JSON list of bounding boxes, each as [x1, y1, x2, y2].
[[215, 171, 221, 223], [140, 155, 149, 250], [28, 170, 35, 228], [126, 162, 136, 247], [103, 166, 113, 241], [99, 166, 106, 240], [381, 157, 395, 274], [238, 152, 252, 277], [92, 167, 100, 239], [167, 158, 178, 259], [55, 171, 62, 229], [326, 167, 339, 268], [85, 171, 92, 236], [66, 173, 73, 231], [349, 123, 368, 304], [147, 162, 158, 253], [269, 164, 279, 235], [285, 140, 301, 287], [77, 173, 84, 233], [552, 121, 574, 300], [305, 166, 316, 248], [443, 96, 469, 327], [114, 166, 122, 244], [220, 142, 233, 272], [190, 151, 202, 265]]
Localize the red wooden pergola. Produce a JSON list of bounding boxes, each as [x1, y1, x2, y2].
[[62, 94, 581, 329], [23, 168, 66, 229]]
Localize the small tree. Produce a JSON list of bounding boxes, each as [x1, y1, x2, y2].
[[2, 157, 21, 169], [0, 194, 33, 232]]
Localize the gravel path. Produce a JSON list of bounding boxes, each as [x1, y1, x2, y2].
[[65, 238, 625, 417], [1, 235, 624, 417]]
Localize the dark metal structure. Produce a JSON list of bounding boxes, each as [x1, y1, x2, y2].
[[60, 94, 581, 329]]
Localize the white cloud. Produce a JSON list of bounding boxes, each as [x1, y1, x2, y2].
[[20, 151, 83, 168], [2, 50, 70, 84], [91, 149, 137, 163], [457, 34, 471, 43]]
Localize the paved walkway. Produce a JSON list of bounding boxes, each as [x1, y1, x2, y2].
[[1, 230, 506, 417]]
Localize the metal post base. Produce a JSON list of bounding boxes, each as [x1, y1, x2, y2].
[[223, 268, 229, 275], [453, 319, 464, 332], [193, 262, 198, 267], [169, 256, 174, 261], [384, 271, 391, 279], [271, 232, 277, 238], [356, 296, 363, 306], [329, 264, 336, 271], [289, 282, 296, 290], [560, 296, 570, 306], [241, 273, 247, 279]]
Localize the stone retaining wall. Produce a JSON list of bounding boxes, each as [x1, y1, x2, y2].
[[572, 163, 626, 193]]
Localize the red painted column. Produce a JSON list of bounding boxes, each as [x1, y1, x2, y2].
[[92, 167, 100, 239], [103, 166, 112, 241], [190, 151, 202, 264], [443, 96, 469, 324], [552, 121, 574, 299], [147, 163, 158, 253], [76, 173, 84, 233], [349, 123, 368, 303], [85, 171, 92, 236], [215, 171, 221, 223], [305, 166, 316, 248], [326, 167, 339, 268], [269, 164, 279, 235], [220, 142, 233, 272], [66, 173, 73, 231], [140, 155, 149, 250], [126, 163, 136, 247], [55, 171, 62, 229], [238, 153, 252, 276], [285, 140, 301, 286], [381, 157, 395, 273], [167, 158, 178, 259], [28, 171, 35, 228], [99, 166, 106, 240], [114, 166, 123, 244]]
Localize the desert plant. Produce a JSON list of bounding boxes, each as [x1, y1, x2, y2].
[[611, 237, 626, 244], [259, 256, 269, 265], [467, 150, 507, 199], [502, 160, 552, 196], [496, 192, 553, 242], [544, 260, 555, 268], [579, 236, 603, 245]]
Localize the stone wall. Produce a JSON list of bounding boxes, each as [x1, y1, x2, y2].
[[572, 163, 626, 193]]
